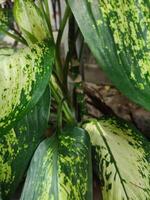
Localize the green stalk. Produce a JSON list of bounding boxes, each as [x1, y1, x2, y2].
[[38, 0, 54, 41], [50, 75, 76, 125], [41, 1, 71, 88], [1, 28, 27, 44], [41, 2, 75, 124], [39, 0, 62, 82], [55, 4, 71, 82], [63, 28, 79, 89], [44, 0, 54, 39], [56, 5, 71, 48]]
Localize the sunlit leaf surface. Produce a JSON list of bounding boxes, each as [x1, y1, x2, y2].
[[0, 40, 54, 132], [83, 117, 150, 200]]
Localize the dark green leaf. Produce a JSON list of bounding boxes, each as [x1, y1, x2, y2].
[[21, 127, 92, 200], [0, 8, 13, 39], [68, 0, 150, 110], [0, 86, 51, 199], [83, 117, 150, 200], [0, 40, 54, 133]]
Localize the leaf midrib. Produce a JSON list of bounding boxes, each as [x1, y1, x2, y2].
[[95, 121, 130, 200]]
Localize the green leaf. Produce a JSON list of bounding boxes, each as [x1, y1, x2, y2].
[[83, 117, 150, 200], [68, 0, 150, 111], [0, 8, 13, 39], [0, 40, 54, 132], [14, 0, 49, 44], [0, 86, 51, 199], [20, 127, 92, 200]]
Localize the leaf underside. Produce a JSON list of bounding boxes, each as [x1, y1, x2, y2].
[[21, 127, 92, 200], [0, 86, 51, 199], [83, 117, 150, 200], [68, 0, 150, 111]]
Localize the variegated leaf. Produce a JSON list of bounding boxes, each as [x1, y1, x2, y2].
[[0, 40, 54, 133], [14, 0, 49, 44], [0, 86, 50, 199], [83, 117, 150, 200], [68, 0, 150, 111], [20, 127, 92, 200]]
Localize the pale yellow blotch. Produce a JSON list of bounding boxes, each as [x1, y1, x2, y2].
[[84, 119, 150, 199], [0, 129, 18, 183], [0, 42, 49, 128], [98, 0, 150, 86]]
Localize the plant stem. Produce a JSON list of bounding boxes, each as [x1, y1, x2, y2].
[[56, 5, 71, 48], [44, 0, 54, 38], [50, 75, 76, 125], [39, 0, 54, 40], [38, 1, 63, 88], [63, 28, 79, 90], [1, 28, 27, 44], [55, 4, 71, 82]]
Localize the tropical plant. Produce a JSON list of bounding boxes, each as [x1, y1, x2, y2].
[[0, 0, 149, 200]]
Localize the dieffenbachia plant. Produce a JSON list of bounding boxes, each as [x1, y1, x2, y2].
[[68, 0, 150, 111], [0, 0, 150, 199], [83, 117, 150, 200]]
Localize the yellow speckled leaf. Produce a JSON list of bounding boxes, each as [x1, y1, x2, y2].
[[20, 127, 92, 200], [68, 0, 150, 111], [0, 87, 50, 199], [0, 40, 54, 133], [83, 117, 150, 200]]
